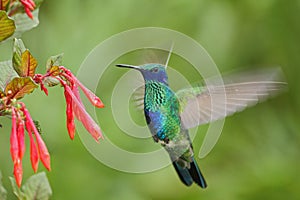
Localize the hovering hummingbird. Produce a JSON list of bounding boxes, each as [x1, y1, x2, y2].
[[116, 62, 286, 188]]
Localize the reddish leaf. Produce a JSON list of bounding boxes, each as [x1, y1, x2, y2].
[[0, 11, 16, 42], [0, 0, 10, 10], [47, 65, 60, 76], [19, 50, 37, 77], [13, 49, 37, 77], [5, 77, 38, 100]]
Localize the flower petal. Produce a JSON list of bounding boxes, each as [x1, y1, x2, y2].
[[65, 85, 103, 142], [22, 105, 51, 171], [34, 130, 51, 171], [10, 108, 19, 163], [20, 0, 35, 10], [26, 123, 39, 172], [63, 70, 104, 108], [75, 79, 104, 108], [13, 158, 23, 188], [64, 88, 75, 140], [17, 117, 25, 159]]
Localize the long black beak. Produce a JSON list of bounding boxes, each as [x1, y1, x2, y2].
[[115, 64, 140, 70]]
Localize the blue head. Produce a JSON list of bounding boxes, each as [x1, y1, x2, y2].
[[116, 63, 169, 85]]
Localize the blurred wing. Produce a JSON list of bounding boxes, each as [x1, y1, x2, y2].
[[177, 68, 287, 129], [132, 85, 145, 110]]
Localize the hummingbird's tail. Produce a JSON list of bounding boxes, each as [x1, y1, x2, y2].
[[172, 157, 207, 188]]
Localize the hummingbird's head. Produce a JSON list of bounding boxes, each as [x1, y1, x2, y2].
[[116, 63, 168, 84]]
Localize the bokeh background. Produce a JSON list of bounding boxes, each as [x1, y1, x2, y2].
[[0, 0, 299, 199]]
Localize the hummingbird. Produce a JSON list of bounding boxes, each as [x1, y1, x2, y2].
[[116, 63, 286, 188]]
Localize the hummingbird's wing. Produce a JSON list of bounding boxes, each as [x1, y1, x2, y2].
[[131, 85, 145, 110], [177, 68, 287, 129]]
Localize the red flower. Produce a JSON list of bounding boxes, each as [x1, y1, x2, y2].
[[66, 71, 104, 108], [10, 108, 19, 165], [19, 0, 36, 19], [21, 103, 51, 171], [9, 103, 51, 187], [64, 84, 103, 141], [27, 123, 39, 172], [64, 86, 75, 139], [3, 59, 104, 187], [34, 66, 105, 142]]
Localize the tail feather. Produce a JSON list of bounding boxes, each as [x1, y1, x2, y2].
[[172, 162, 193, 186], [172, 157, 207, 188], [188, 157, 207, 188]]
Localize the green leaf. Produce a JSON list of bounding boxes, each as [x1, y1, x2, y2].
[[46, 53, 64, 71], [33, 0, 44, 8], [13, 38, 26, 52], [5, 77, 38, 100], [9, 177, 25, 200], [10, 9, 40, 38], [12, 38, 26, 72], [0, 60, 19, 92], [0, 11, 16, 42], [22, 172, 52, 200], [43, 76, 60, 87], [0, 171, 7, 200]]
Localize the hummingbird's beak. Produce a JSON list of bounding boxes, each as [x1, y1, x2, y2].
[[115, 64, 140, 70]]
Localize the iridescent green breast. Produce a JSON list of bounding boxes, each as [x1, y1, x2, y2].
[[144, 81, 181, 140]]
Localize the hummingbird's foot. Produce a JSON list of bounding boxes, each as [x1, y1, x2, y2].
[[153, 134, 170, 145], [163, 137, 170, 144]]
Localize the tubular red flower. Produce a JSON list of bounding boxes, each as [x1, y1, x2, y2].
[[10, 108, 19, 163], [20, 0, 35, 10], [74, 78, 104, 108], [13, 158, 23, 188], [61, 68, 104, 108], [72, 85, 84, 107], [20, 0, 36, 19], [25, 121, 39, 172], [11, 108, 24, 187], [16, 114, 25, 159], [64, 88, 75, 140], [64, 84, 103, 142], [21, 105, 51, 171], [34, 129, 51, 171], [24, 7, 33, 19]]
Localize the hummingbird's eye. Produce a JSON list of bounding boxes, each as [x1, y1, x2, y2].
[[151, 67, 159, 73]]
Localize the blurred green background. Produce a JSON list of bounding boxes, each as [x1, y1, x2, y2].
[[1, 0, 300, 199]]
